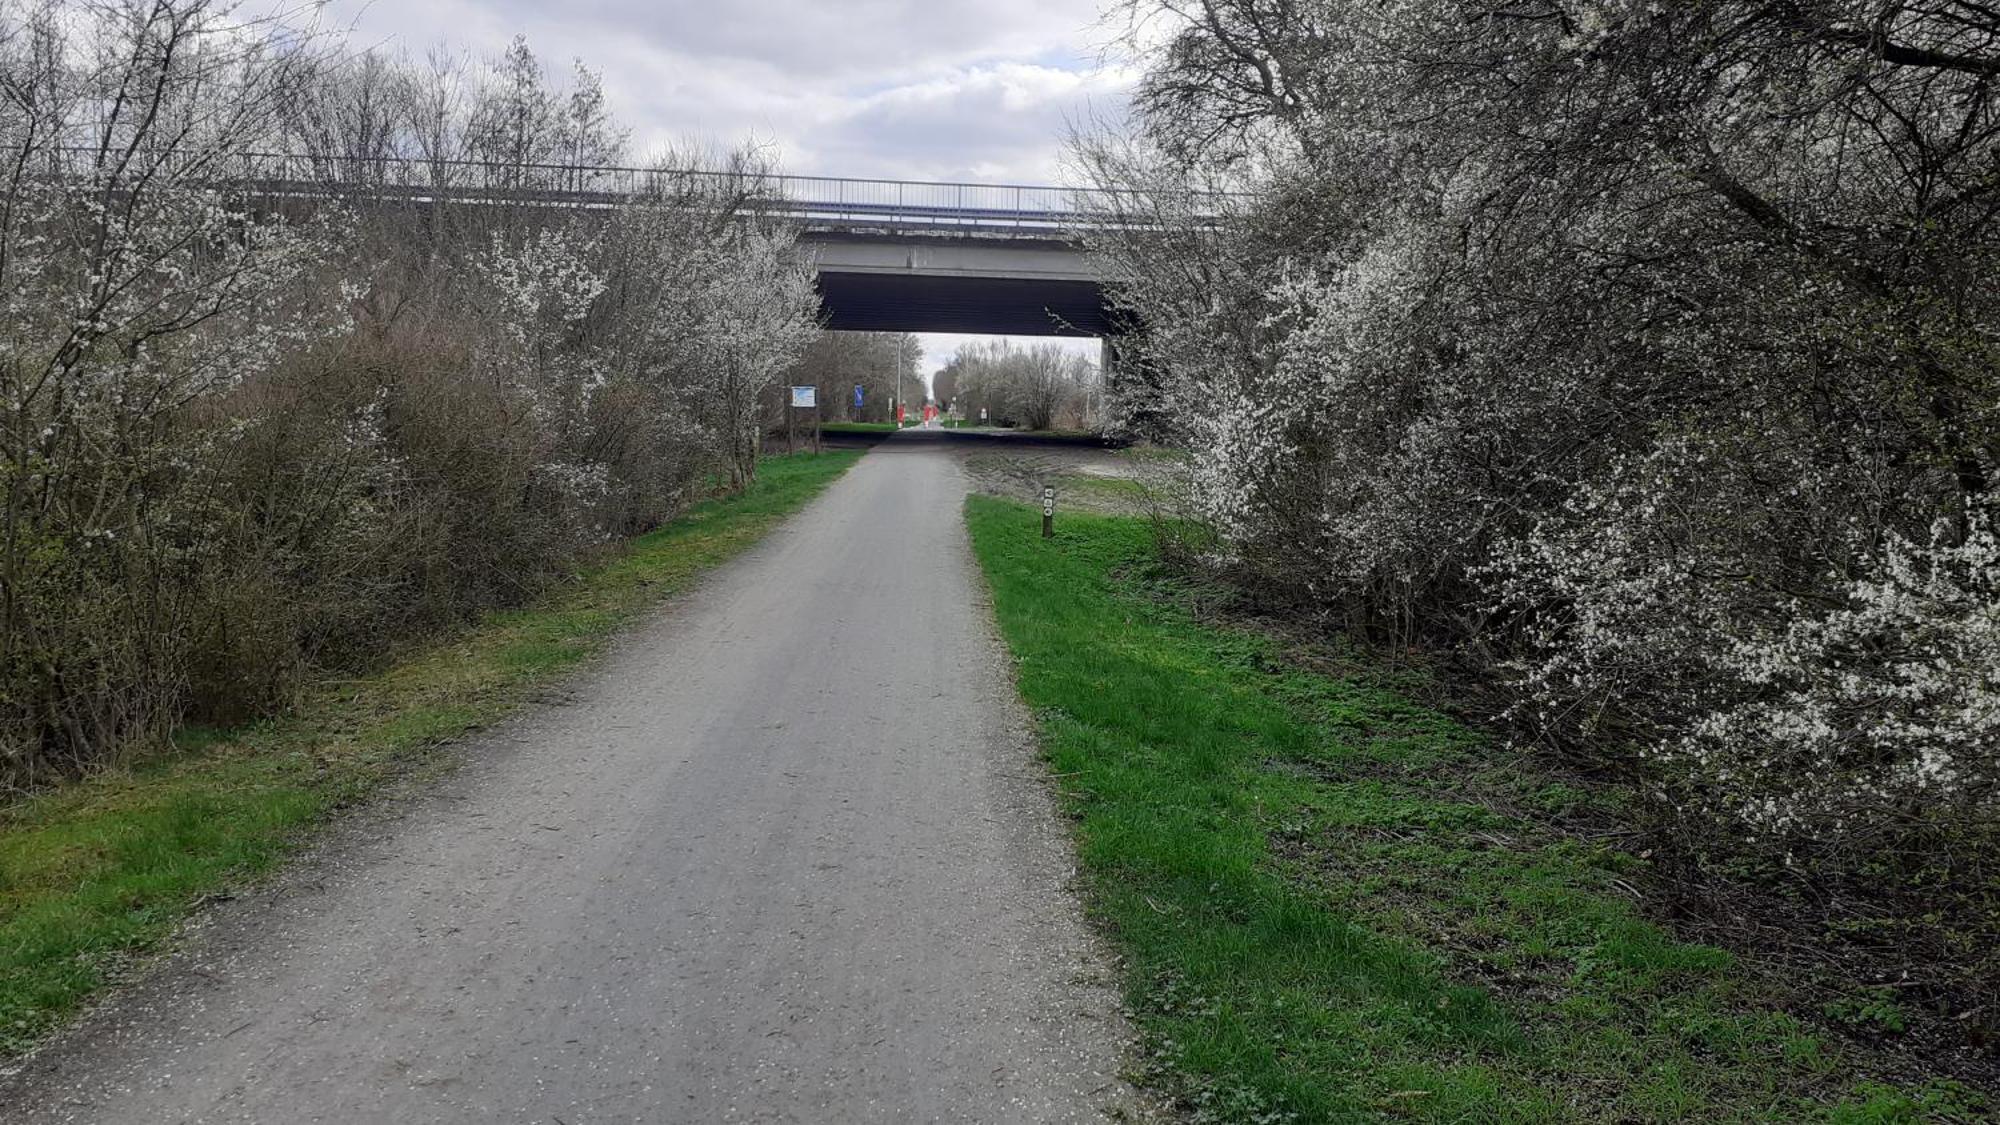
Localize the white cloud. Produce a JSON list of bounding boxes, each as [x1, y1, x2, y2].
[[799, 62, 1134, 182], [317, 0, 1132, 183]]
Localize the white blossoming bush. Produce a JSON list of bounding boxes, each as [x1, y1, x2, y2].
[[1668, 516, 2000, 841], [473, 226, 609, 357], [1490, 442, 2000, 841], [0, 5, 820, 784], [1087, 0, 2000, 1025], [1485, 448, 1743, 751]]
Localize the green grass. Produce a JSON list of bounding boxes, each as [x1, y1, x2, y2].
[[0, 451, 860, 1056], [1054, 472, 1150, 512], [964, 496, 1988, 1123], [819, 421, 899, 434]]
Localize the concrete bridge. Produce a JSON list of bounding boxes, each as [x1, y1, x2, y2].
[[804, 231, 1105, 336], [724, 168, 1116, 336], [209, 154, 1128, 338], [640, 167, 1119, 335]]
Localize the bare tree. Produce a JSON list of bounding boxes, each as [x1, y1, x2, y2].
[[785, 332, 920, 424], [466, 35, 558, 186], [943, 340, 1096, 430]]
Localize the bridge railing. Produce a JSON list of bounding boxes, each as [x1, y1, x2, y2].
[[39, 148, 1223, 234], [763, 175, 1089, 231]]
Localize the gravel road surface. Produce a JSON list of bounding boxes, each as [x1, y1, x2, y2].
[[3, 432, 1142, 1123]]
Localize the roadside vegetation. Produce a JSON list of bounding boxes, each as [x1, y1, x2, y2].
[[967, 496, 1989, 1122], [0, 3, 821, 793], [818, 422, 901, 435], [934, 339, 1102, 430], [0, 451, 857, 1057], [1051, 472, 1148, 512], [774, 332, 924, 430], [1082, 0, 2000, 1070]]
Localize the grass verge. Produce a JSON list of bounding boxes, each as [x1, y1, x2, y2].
[[1053, 472, 1150, 514], [964, 495, 1988, 1123], [0, 451, 860, 1057]]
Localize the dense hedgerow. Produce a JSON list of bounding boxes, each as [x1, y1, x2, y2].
[[0, 3, 816, 787], [1081, 0, 2000, 1038]]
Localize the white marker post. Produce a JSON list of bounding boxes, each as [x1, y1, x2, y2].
[[1042, 485, 1055, 539]]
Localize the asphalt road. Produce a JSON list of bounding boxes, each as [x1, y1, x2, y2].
[[3, 433, 1142, 1123]]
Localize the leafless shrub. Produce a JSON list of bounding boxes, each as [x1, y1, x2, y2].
[[0, 4, 818, 787]]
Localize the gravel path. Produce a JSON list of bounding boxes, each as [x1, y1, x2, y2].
[[2, 432, 1144, 1124]]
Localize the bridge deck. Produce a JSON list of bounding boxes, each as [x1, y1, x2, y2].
[[42, 150, 1219, 236]]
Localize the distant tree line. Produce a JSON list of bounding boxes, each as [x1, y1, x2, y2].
[[774, 332, 922, 426], [0, 2, 818, 787], [935, 340, 1100, 430], [1083, 0, 2000, 1036]]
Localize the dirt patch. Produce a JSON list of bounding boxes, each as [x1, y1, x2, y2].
[[954, 438, 1175, 516]]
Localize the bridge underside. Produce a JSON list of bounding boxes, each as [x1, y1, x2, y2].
[[815, 272, 1109, 336], [803, 232, 1112, 337]]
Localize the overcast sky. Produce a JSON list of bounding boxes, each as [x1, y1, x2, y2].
[[319, 0, 1128, 387]]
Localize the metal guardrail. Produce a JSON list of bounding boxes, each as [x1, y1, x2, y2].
[[36, 149, 1206, 234]]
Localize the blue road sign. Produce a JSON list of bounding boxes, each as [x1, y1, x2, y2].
[[853, 384, 864, 409]]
